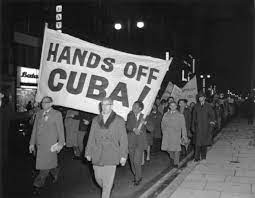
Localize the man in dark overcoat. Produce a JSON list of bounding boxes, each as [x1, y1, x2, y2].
[[192, 92, 215, 163]]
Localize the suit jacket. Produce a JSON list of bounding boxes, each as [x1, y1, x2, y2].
[[73, 111, 96, 132], [30, 108, 65, 170], [126, 111, 148, 150]]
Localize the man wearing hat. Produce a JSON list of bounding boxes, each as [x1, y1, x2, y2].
[[192, 91, 215, 163]]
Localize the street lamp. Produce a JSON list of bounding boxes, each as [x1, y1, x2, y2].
[[114, 23, 122, 30], [136, 21, 144, 29], [200, 74, 211, 92]]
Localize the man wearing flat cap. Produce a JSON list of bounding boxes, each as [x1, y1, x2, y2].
[[192, 91, 215, 163]]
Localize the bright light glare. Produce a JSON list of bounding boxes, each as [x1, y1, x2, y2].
[[114, 23, 122, 30], [137, 21, 144, 28], [207, 74, 211, 78], [200, 75, 204, 78]]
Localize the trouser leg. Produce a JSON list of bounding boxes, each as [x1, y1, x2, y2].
[[195, 146, 201, 161], [173, 151, 180, 165], [141, 151, 145, 165], [168, 151, 173, 159], [49, 167, 59, 182], [33, 169, 50, 188], [146, 146, 150, 160], [128, 146, 136, 177], [77, 132, 85, 155], [73, 146, 79, 157], [101, 166, 116, 198], [93, 165, 103, 188], [134, 147, 143, 181], [181, 145, 187, 156], [218, 118, 221, 130], [73, 131, 80, 156], [93, 165, 116, 198], [168, 151, 174, 164], [201, 146, 207, 160]]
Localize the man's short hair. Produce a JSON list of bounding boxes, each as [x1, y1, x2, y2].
[[134, 100, 144, 111], [101, 97, 113, 105], [197, 91, 206, 98], [42, 96, 53, 103], [160, 99, 166, 104], [178, 98, 188, 104], [169, 101, 177, 106], [168, 96, 174, 101]]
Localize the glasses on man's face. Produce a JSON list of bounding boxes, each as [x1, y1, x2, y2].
[[102, 103, 112, 106], [42, 101, 51, 104], [169, 104, 177, 108]]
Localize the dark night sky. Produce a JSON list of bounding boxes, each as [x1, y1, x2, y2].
[[60, 1, 253, 95], [198, 8, 253, 95], [7, 0, 254, 95]]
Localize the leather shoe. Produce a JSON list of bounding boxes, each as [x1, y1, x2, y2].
[[72, 156, 82, 160], [134, 178, 142, 186], [173, 164, 179, 168], [32, 186, 40, 196], [52, 176, 58, 184]]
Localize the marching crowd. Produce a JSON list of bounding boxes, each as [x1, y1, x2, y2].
[[24, 90, 247, 198]]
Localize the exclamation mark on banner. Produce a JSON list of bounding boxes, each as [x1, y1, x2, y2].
[[138, 85, 151, 102]]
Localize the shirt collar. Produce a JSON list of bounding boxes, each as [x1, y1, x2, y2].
[[43, 108, 52, 115], [102, 110, 112, 119], [135, 112, 141, 120]]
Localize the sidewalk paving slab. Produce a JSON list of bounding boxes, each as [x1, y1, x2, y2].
[[204, 181, 251, 193], [179, 180, 207, 190], [235, 169, 255, 177], [219, 192, 255, 198], [225, 176, 255, 184], [184, 173, 226, 182], [170, 189, 221, 198]]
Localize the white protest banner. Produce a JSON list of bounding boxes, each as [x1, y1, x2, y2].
[[170, 84, 183, 102], [36, 27, 172, 120], [182, 76, 198, 104], [161, 81, 174, 101]]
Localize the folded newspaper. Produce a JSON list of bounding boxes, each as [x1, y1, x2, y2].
[[50, 143, 59, 152], [181, 137, 190, 150]]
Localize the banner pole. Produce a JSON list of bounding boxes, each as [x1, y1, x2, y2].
[[35, 23, 48, 102]]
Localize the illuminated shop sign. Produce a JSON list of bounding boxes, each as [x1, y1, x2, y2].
[[17, 67, 39, 85], [56, 4, 62, 32]]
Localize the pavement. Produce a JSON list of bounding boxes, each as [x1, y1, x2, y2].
[[156, 119, 255, 198]]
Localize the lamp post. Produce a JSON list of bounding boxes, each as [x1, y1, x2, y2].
[[200, 74, 211, 92]]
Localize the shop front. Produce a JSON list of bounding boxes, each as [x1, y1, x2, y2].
[[16, 66, 39, 112]]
